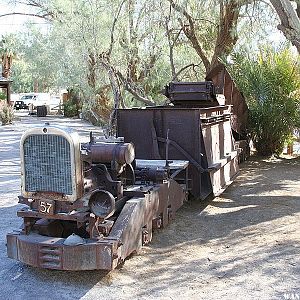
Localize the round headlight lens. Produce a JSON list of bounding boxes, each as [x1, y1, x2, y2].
[[88, 190, 115, 219]]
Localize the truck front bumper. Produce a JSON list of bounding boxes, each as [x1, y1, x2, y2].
[[7, 232, 119, 270]]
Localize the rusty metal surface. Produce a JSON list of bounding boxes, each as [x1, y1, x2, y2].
[[7, 232, 118, 270], [7, 175, 186, 270], [117, 105, 239, 199], [157, 179, 185, 227], [17, 208, 90, 222], [85, 142, 135, 165], [91, 164, 123, 198], [206, 65, 248, 137], [88, 189, 115, 219], [117, 107, 213, 199], [19, 195, 86, 213], [7, 99, 239, 271], [164, 81, 219, 107]]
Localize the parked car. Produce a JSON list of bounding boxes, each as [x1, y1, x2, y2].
[[14, 94, 37, 110], [14, 100, 28, 110]]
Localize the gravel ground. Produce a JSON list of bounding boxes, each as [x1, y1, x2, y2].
[[0, 113, 299, 300]]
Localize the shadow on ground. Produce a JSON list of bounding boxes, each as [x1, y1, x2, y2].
[[111, 156, 300, 299], [1, 115, 299, 299]]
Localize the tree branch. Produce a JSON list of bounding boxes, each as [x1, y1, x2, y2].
[[138, 54, 158, 81], [100, 59, 155, 106], [270, 0, 300, 53], [165, 3, 176, 79], [107, 0, 126, 57], [209, 0, 240, 72], [171, 63, 200, 81], [117, 70, 155, 106], [167, 0, 211, 72], [0, 12, 51, 20]]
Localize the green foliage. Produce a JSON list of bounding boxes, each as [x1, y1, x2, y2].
[[63, 100, 78, 117], [0, 92, 6, 100], [0, 0, 285, 125], [63, 89, 82, 117], [1, 0, 211, 103], [0, 102, 14, 125], [227, 47, 300, 156]]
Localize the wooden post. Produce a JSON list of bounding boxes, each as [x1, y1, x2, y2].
[[287, 143, 293, 155], [6, 84, 10, 105]]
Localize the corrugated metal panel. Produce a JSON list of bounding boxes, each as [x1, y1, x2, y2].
[[23, 134, 73, 195]]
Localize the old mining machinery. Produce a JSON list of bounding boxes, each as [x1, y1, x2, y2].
[[7, 79, 243, 270]]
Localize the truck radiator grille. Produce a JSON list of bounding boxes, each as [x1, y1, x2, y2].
[[23, 134, 73, 195]]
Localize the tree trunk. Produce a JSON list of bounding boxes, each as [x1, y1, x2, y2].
[[270, 0, 300, 53], [209, 0, 239, 73], [1, 54, 12, 78], [168, 0, 241, 76]]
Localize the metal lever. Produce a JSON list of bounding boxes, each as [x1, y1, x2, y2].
[[165, 129, 170, 170]]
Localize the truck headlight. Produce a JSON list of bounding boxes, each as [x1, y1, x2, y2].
[[88, 190, 115, 219]]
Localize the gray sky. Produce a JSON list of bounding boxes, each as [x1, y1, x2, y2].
[[0, 1, 50, 36]]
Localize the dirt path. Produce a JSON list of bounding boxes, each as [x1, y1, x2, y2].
[[0, 114, 299, 300]]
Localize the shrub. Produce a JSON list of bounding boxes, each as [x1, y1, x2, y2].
[[63, 100, 78, 117], [0, 91, 6, 100], [226, 47, 300, 156], [63, 88, 82, 118], [0, 102, 14, 125]]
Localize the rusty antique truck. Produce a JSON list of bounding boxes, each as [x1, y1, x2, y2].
[[6, 79, 247, 270]]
